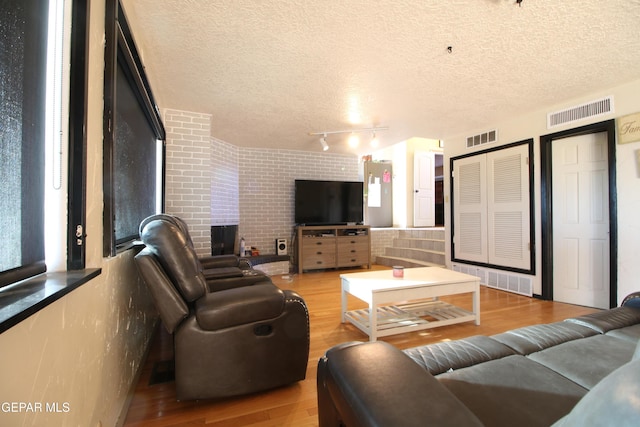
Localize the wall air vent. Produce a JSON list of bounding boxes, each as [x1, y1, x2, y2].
[[547, 96, 614, 129], [466, 129, 497, 149], [452, 263, 533, 297]]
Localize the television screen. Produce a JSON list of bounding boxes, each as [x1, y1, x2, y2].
[[295, 180, 363, 225]]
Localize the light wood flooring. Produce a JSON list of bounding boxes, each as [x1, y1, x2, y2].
[[123, 265, 599, 427]]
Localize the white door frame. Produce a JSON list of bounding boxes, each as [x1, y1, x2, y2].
[[540, 120, 617, 308]]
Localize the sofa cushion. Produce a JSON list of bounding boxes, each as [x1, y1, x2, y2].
[[438, 355, 587, 427], [195, 283, 285, 330], [565, 306, 640, 333], [552, 358, 640, 427], [605, 323, 640, 343], [527, 334, 636, 389], [403, 335, 515, 375], [492, 321, 598, 355]]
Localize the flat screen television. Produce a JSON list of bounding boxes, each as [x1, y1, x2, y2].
[[295, 180, 364, 225]]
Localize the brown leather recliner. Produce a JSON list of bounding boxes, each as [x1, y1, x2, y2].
[[135, 215, 310, 400]]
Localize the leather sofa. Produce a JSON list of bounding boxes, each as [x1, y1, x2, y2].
[[135, 214, 310, 400], [317, 293, 640, 426]]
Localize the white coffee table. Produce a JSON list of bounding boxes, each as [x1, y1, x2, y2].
[[341, 267, 480, 341]]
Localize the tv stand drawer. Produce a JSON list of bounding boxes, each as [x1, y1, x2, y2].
[[302, 237, 336, 249], [296, 225, 370, 273], [302, 253, 336, 269]]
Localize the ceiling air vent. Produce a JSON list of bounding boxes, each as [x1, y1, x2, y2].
[[547, 96, 614, 129], [466, 129, 497, 148]]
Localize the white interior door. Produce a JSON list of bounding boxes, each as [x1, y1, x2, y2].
[[414, 151, 435, 227], [552, 132, 609, 309]]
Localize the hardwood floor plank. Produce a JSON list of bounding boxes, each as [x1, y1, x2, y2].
[[123, 266, 599, 426]]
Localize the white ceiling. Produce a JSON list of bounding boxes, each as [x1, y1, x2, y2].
[[120, 0, 640, 155]]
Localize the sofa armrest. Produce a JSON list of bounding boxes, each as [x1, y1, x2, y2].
[[199, 254, 242, 269], [205, 270, 270, 292], [317, 341, 483, 427], [237, 257, 252, 270]]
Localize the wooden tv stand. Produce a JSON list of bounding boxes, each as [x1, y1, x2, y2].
[[296, 225, 371, 273]]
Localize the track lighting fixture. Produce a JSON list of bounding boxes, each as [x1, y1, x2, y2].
[[309, 126, 389, 151], [319, 135, 329, 151]]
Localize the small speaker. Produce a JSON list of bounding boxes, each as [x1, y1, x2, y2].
[[276, 238, 288, 255]]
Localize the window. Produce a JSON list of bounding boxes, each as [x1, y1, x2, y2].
[[0, 0, 49, 288], [113, 61, 160, 245], [451, 140, 535, 274], [103, 0, 165, 256], [0, 0, 103, 332]]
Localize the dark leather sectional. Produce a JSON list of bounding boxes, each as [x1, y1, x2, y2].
[[317, 294, 640, 426]]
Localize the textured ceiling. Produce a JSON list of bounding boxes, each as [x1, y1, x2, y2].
[[120, 0, 640, 155]]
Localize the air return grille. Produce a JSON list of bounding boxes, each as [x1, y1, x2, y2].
[[547, 96, 614, 129], [452, 263, 533, 297], [466, 129, 497, 148]]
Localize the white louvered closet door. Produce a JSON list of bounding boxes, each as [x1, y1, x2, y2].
[[487, 145, 530, 270], [453, 155, 487, 263]]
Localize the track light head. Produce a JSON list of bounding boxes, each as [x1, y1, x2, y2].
[[319, 135, 329, 151], [348, 133, 359, 148], [370, 131, 379, 148]]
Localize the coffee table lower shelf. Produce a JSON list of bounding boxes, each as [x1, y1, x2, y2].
[[344, 300, 476, 339]]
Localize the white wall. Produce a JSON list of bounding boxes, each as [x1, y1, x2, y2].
[[443, 78, 640, 305], [0, 1, 158, 426]]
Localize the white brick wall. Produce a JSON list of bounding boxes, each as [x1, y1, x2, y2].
[[164, 108, 361, 258], [237, 147, 359, 256], [370, 228, 399, 259], [211, 137, 239, 225], [163, 109, 212, 256]]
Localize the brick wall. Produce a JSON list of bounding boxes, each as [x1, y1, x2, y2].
[[164, 108, 361, 258], [237, 147, 359, 256], [370, 228, 398, 259], [163, 109, 212, 256], [211, 137, 240, 225]]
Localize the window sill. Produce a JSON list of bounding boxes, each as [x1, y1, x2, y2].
[[0, 269, 101, 334]]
